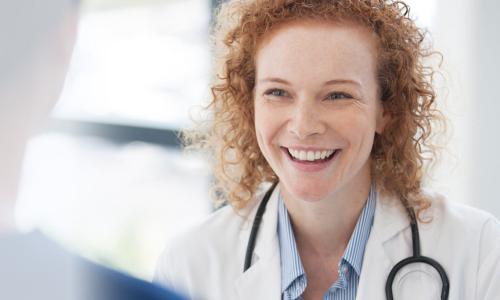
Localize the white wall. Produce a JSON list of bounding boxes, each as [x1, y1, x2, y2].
[[472, 0, 500, 217], [430, 0, 500, 217]]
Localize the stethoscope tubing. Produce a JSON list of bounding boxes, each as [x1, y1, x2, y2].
[[385, 208, 449, 299], [385, 255, 450, 300], [243, 182, 276, 272], [243, 183, 450, 299]]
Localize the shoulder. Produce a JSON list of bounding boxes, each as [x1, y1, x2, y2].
[[0, 232, 75, 300], [376, 190, 500, 259], [158, 202, 253, 260], [424, 193, 500, 298], [157, 188, 267, 257], [371, 192, 500, 298], [422, 192, 500, 237], [153, 195, 262, 297], [421, 192, 500, 271], [81, 260, 187, 300], [0, 232, 185, 300]]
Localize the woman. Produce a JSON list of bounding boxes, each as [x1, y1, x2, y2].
[[155, 1, 500, 299]]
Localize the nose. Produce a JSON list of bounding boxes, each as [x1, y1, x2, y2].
[[288, 100, 326, 139]]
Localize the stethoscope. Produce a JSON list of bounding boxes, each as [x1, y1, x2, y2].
[[243, 182, 450, 299]]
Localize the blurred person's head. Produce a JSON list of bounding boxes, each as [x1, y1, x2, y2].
[[0, 0, 80, 232], [0, 0, 79, 132]]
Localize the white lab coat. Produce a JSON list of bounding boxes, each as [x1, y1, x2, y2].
[[154, 185, 500, 300]]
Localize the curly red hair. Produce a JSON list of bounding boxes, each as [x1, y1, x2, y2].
[[186, 0, 444, 214]]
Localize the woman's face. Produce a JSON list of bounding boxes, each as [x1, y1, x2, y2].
[[254, 20, 386, 202]]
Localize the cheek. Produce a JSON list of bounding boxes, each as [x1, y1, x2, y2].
[[254, 101, 278, 138], [254, 102, 274, 151], [335, 112, 377, 149], [254, 103, 265, 142]]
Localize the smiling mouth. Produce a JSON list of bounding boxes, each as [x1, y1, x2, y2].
[[282, 147, 340, 163]]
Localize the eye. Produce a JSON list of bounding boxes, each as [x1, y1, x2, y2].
[[264, 88, 289, 97], [326, 92, 353, 101]]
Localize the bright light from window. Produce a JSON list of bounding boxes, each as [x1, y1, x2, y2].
[[55, 0, 211, 129]]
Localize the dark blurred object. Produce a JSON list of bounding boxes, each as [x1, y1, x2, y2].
[[47, 118, 181, 147]]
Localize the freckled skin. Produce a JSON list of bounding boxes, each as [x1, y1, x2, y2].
[[253, 20, 387, 204]]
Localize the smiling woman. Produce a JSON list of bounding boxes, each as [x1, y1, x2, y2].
[[196, 1, 441, 214], [253, 21, 384, 205], [154, 1, 500, 300]]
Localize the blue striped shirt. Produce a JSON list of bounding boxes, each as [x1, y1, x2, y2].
[[277, 186, 376, 300]]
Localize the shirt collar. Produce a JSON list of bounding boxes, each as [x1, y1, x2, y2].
[[342, 185, 376, 275], [278, 196, 305, 296], [277, 184, 377, 293]]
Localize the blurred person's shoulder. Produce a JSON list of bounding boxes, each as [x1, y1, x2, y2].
[[0, 231, 186, 300], [0, 231, 81, 300], [81, 259, 187, 300]]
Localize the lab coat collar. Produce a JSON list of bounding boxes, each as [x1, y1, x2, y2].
[[235, 183, 281, 300], [373, 191, 411, 244], [236, 186, 410, 254], [355, 191, 412, 299], [234, 186, 412, 300]]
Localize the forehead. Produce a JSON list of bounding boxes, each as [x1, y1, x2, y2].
[[255, 20, 378, 84]]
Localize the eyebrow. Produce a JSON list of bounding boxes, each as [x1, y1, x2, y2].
[[258, 77, 361, 87], [258, 77, 291, 85], [324, 79, 361, 87]]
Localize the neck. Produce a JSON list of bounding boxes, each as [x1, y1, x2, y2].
[[281, 164, 372, 258]]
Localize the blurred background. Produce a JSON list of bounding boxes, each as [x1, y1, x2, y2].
[[13, 0, 500, 281]]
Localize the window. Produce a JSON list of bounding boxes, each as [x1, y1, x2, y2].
[[17, 0, 213, 279]]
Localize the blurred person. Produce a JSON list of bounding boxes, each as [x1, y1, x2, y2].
[[0, 0, 186, 299], [154, 0, 500, 299]]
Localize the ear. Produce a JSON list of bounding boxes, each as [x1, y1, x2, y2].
[[375, 101, 389, 134]]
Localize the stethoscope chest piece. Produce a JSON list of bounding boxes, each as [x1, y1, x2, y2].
[[385, 209, 449, 300], [388, 263, 444, 299]]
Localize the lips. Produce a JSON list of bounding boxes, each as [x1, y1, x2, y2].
[[280, 146, 340, 173]]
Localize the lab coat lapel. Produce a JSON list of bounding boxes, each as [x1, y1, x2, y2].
[[356, 192, 412, 300], [234, 187, 413, 300], [234, 184, 281, 300]]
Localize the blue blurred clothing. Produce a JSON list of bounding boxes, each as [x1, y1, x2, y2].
[[0, 231, 187, 300]]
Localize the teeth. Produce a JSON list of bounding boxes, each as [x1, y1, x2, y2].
[[320, 151, 326, 159], [307, 151, 315, 161], [299, 150, 307, 161], [288, 148, 335, 161]]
